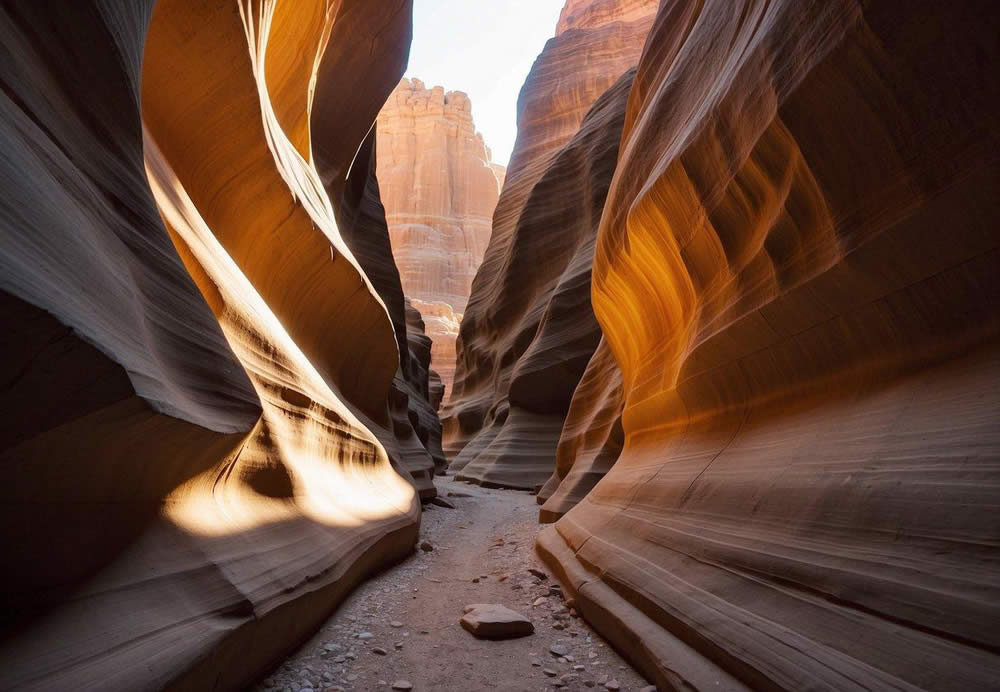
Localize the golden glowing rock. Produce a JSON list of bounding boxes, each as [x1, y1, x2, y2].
[[538, 1, 1000, 689], [0, 0, 429, 688]]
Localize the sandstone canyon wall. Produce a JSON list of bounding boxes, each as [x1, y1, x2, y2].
[[376, 78, 505, 399], [442, 0, 658, 489], [0, 1, 439, 689], [537, 1, 1000, 690]]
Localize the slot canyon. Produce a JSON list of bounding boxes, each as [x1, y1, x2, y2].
[[0, 0, 997, 690]]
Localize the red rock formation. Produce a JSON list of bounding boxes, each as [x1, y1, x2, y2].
[[450, 70, 638, 490], [0, 1, 432, 688], [538, 1, 1000, 689], [376, 78, 505, 397], [443, 0, 657, 487]]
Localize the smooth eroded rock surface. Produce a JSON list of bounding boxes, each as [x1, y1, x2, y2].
[[460, 603, 535, 640], [0, 1, 438, 689], [538, 1, 1000, 690], [443, 0, 657, 489]]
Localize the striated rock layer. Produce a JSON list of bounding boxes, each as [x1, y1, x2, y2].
[[0, 0, 438, 689], [443, 0, 657, 488], [451, 70, 637, 490], [538, 1, 1000, 690], [376, 78, 505, 397]]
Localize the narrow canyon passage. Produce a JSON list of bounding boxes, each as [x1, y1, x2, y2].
[[254, 479, 650, 692], [1, 0, 998, 691]]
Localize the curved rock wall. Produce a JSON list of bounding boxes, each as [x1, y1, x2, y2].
[[0, 0, 434, 688], [376, 78, 505, 397], [443, 0, 657, 487], [538, 1, 1000, 689], [450, 69, 638, 490]]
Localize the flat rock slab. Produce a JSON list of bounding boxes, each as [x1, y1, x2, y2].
[[460, 604, 534, 640]]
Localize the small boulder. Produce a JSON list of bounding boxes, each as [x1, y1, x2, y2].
[[460, 604, 534, 640]]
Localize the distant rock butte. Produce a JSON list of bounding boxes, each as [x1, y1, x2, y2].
[[377, 78, 505, 400]]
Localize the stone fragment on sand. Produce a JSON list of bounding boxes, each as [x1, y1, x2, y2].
[[528, 568, 548, 580], [357, 632, 374, 640], [604, 680, 620, 690], [419, 541, 434, 552], [460, 604, 534, 640], [430, 497, 455, 509], [549, 642, 570, 657], [391, 681, 413, 691], [640, 686, 657, 692], [543, 669, 558, 677], [372, 647, 387, 655], [390, 621, 403, 628]]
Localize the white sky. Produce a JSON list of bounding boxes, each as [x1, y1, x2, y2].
[[404, 0, 566, 166]]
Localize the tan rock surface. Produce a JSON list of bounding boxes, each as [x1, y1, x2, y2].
[[450, 70, 638, 490], [0, 0, 435, 688], [377, 78, 505, 396], [539, 1, 1000, 689], [444, 0, 656, 487], [460, 603, 535, 640]]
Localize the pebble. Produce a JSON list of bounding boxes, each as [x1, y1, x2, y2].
[[543, 669, 558, 678], [372, 647, 388, 655], [550, 643, 570, 657], [604, 681, 621, 691], [391, 681, 413, 691], [357, 632, 374, 640], [419, 541, 434, 552], [527, 568, 548, 580], [390, 621, 404, 628]]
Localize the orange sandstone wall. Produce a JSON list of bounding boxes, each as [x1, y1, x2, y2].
[[538, 1, 1000, 689], [0, 0, 433, 689], [376, 78, 505, 398], [442, 0, 657, 488]]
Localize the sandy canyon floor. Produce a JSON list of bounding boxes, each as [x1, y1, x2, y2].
[[254, 478, 652, 692]]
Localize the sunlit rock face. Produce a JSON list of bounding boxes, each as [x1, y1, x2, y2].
[[376, 78, 505, 398], [0, 0, 430, 689], [330, 130, 446, 489], [538, 1, 1000, 689], [442, 0, 657, 487]]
